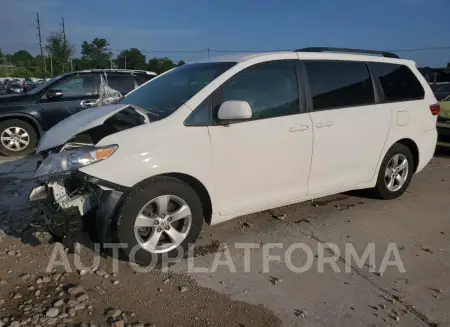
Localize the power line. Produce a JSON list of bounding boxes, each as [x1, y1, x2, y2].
[[110, 48, 209, 54], [107, 46, 450, 55], [386, 46, 450, 52]]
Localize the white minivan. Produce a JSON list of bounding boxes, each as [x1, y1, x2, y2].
[[30, 47, 439, 262]]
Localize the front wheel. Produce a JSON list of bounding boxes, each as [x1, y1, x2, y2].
[[115, 176, 203, 264], [0, 119, 37, 156], [371, 143, 414, 199]]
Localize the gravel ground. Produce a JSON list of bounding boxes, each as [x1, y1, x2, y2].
[[0, 151, 449, 327]]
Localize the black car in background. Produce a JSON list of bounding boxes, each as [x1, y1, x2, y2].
[[22, 79, 37, 92], [0, 69, 156, 156], [6, 80, 23, 94]]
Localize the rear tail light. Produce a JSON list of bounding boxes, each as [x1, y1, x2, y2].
[[430, 103, 440, 116]]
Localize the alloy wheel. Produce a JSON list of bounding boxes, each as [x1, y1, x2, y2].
[[384, 153, 409, 192], [0, 127, 30, 152], [134, 195, 192, 254]]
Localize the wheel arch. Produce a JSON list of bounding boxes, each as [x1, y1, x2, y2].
[[163, 172, 213, 225], [0, 113, 43, 138], [395, 138, 419, 173], [133, 172, 214, 225]]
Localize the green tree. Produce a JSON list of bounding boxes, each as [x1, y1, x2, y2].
[[31, 55, 51, 78], [45, 32, 74, 75], [147, 57, 176, 74], [11, 50, 34, 67], [13, 67, 33, 78], [72, 58, 92, 71], [177, 60, 185, 66], [115, 48, 146, 70], [81, 38, 112, 69]]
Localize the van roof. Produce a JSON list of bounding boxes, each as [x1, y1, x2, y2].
[[193, 50, 415, 66]]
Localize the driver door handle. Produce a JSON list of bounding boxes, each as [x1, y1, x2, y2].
[[80, 100, 98, 108], [289, 124, 309, 132], [316, 121, 334, 128]]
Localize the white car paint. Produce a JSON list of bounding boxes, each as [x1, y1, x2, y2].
[[307, 104, 391, 195], [39, 50, 438, 226]]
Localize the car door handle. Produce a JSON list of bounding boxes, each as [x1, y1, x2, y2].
[[315, 121, 334, 128], [80, 100, 98, 108], [289, 124, 309, 132]]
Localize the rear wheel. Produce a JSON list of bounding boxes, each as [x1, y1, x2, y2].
[[116, 176, 203, 265], [371, 143, 414, 199], [0, 119, 37, 156]]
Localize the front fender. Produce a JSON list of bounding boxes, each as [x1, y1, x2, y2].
[[79, 105, 218, 212]]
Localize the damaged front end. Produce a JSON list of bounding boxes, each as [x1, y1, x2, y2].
[[28, 104, 149, 246], [29, 144, 127, 246]]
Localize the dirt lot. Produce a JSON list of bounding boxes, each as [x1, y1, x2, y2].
[[0, 151, 449, 327]]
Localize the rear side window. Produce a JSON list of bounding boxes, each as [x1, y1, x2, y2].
[[370, 63, 424, 102], [107, 74, 135, 95], [305, 61, 374, 110]]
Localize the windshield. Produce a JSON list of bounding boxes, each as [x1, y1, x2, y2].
[[119, 62, 235, 120]]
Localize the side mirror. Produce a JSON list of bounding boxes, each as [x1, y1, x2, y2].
[[46, 89, 63, 99], [217, 100, 252, 121]]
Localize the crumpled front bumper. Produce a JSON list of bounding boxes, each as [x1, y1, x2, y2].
[[29, 171, 128, 244], [29, 185, 85, 239]]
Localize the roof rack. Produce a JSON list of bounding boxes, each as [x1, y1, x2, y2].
[[295, 47, 400, 59], [79, 69, 157, 75]]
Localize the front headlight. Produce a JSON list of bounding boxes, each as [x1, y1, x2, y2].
[[34, 145, 118, 181]]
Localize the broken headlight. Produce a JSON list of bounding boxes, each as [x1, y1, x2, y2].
[[34, 145, 118, 181]]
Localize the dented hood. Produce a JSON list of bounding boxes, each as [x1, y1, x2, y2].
[[36, 104, 131, 153]]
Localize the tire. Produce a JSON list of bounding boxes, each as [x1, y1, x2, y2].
[[0, 119, 37, 156], [115, 176, 203, 265], [371, 143, 414, 200]]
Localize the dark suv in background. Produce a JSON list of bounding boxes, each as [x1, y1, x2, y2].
[[0, 69, 156, 156]]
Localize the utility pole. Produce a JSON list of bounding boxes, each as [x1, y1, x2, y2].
[[207, 48, 210, 59], [124, 56, 127, 69], [36, 12, 45, 79], [110, 58, 113, 69], [61, 17, 68, 72], [61, 17, 66, 46]]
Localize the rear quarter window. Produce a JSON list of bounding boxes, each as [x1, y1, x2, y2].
[[370, 63, 424, 102], [134, 74, 155, 86], [107, 74, 136, 95]]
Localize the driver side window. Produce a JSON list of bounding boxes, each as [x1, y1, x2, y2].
[[219, 60, 300, 121], [49, 74, 96, 97]]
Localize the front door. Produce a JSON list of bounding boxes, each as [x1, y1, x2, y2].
[[208, 60, 313, 215], [304, 60, 391, 195], [37, 73, 100, 131]]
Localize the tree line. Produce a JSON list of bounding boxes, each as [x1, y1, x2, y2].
[[0, 32, 185, 78]]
